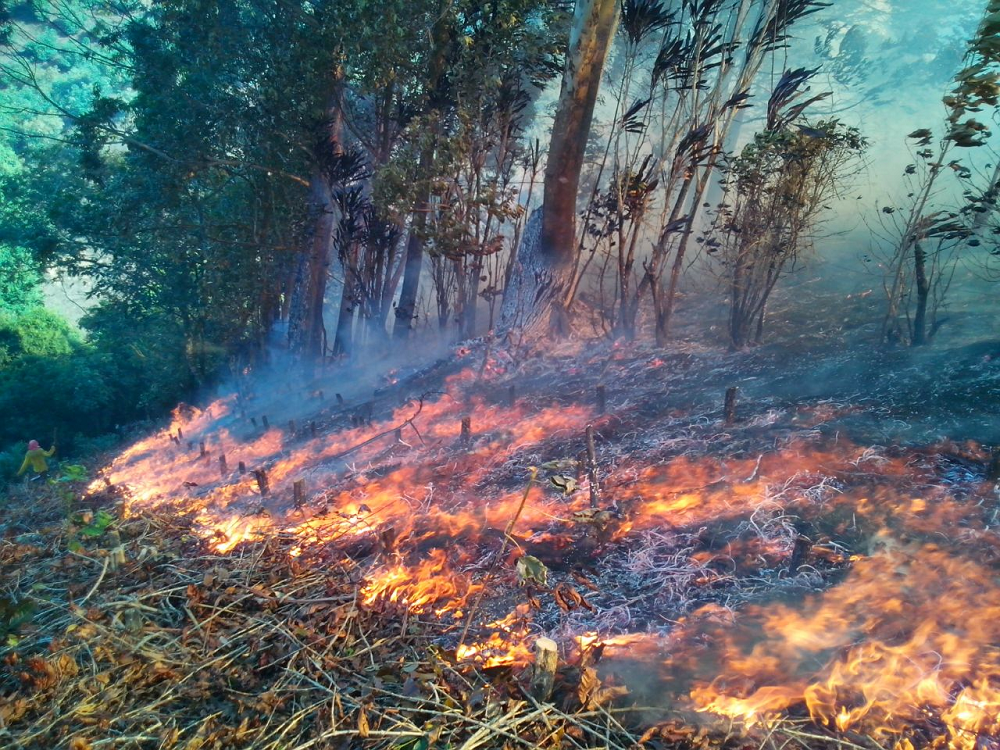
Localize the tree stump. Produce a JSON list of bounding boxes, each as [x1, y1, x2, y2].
[[585, 425, 600, 509], [531, 637, 558, 701], [253, 469, 270, 496], [724, 387, 738, 426], [989, 447, 1000, 482]]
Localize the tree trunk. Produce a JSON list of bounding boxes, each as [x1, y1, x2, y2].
[[504, 0, 620, 337], [392, 3, 453, 340], [394, 152, 432, 339], [287, 81, 345, 359], [912, 241, 929, 346], [332, 275, 355, 357], [287, 172, 337, 358]]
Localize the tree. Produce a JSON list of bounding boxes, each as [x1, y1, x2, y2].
[[708, 98, 865, 348], [876, 0, 1000, 345], [502, 0, 620, 337]]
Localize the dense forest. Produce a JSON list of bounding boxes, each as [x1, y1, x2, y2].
[[2, 0, 995, 469], [7, 0, 1000, 748]]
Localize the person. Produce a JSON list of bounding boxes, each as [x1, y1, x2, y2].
[[16, 440, 56, 481]]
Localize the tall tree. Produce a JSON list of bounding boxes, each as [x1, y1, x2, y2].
[[503, 0, 620, 336], [286, 76, 346, 360]]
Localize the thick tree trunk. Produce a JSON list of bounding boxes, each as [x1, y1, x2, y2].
[[332, 275, 355, 357], [503, 0, 620, 337], [287, 173, 337, 358], [287, 81, 344, 359], [541, 0, 620, 269]]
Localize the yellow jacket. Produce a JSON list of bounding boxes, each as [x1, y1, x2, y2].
[[17, 447, 55, 476]]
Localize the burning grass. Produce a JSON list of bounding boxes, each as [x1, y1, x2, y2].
[[5, 340, 1000, 748]]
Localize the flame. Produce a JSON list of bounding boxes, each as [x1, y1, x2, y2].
[[689, 545, 1000, 742], [88, 355, 1000, 746], [361, 549, 481, 617], [456, 607, 535, 667]]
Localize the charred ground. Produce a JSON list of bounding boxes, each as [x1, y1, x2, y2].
[[5, 302, 1000, 748]]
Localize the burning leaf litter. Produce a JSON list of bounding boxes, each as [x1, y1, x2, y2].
[[4, 340, 1000, 748]]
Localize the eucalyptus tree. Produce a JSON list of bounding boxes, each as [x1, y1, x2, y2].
[[502, 0, 620, 336]]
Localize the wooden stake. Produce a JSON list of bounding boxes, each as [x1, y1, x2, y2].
[[585, 425, 600, 509], [531, 637, 558, 701], [596, 385, 606, 415], [293, 479, 305, 509], [461, 416, 472, 444], [336, 393, 344, 405], [989, 447, 1000, 482], [253, 469, 270, 496], [310, 421, 317, 438], [177, 428, 184, 440], [788, 535, 812, 575], [251, 417, 258, 428], [724, 386, 739, 426], [199, 440, 207, 458], [394, 427, 403, 442], [238, 461, 246, 475], [506, 384, 516, 407], [219, 454, 227, 477], [261, 415, 270, 430]]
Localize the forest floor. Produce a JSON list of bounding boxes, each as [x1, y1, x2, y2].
[[4, 293, 1000, 749]]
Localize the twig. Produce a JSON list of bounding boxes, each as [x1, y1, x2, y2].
[[458, 467, 538, 647], [78, 556, 110, 605]]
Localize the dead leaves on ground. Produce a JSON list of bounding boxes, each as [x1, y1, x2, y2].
[[0, 501, 652, 750]]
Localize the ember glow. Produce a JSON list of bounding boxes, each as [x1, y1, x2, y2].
[[90, 351, 1000, 747]]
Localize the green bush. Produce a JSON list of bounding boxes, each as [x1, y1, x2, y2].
[[0, 303, 203, 489], [0, 307, 77, 366]]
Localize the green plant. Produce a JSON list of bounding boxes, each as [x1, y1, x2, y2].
[[66, 508, 115, 553], [0, 594, 35, 647]]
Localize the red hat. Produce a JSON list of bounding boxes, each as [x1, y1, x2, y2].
[[28, 440, 40, 450]]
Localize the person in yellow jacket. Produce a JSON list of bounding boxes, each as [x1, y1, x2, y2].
[[16, 440, 56, 480]]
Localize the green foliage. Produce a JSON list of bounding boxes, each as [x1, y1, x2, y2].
[[0, 441, 26, 481], [0, 307, 77, 365], [0, 0, 569, 464], [67, 508, 115, 552], [0, 304, 192, 486], [54, 463, 87, 483], [515, 554, 549, 587], [0, 594, 35, 647]]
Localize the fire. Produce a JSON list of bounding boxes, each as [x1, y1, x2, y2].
[[87, 350, 1000, 747], [361, 549, 481, 617], [457, 607, 535, 667], [689, 545, 1000, 743]]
